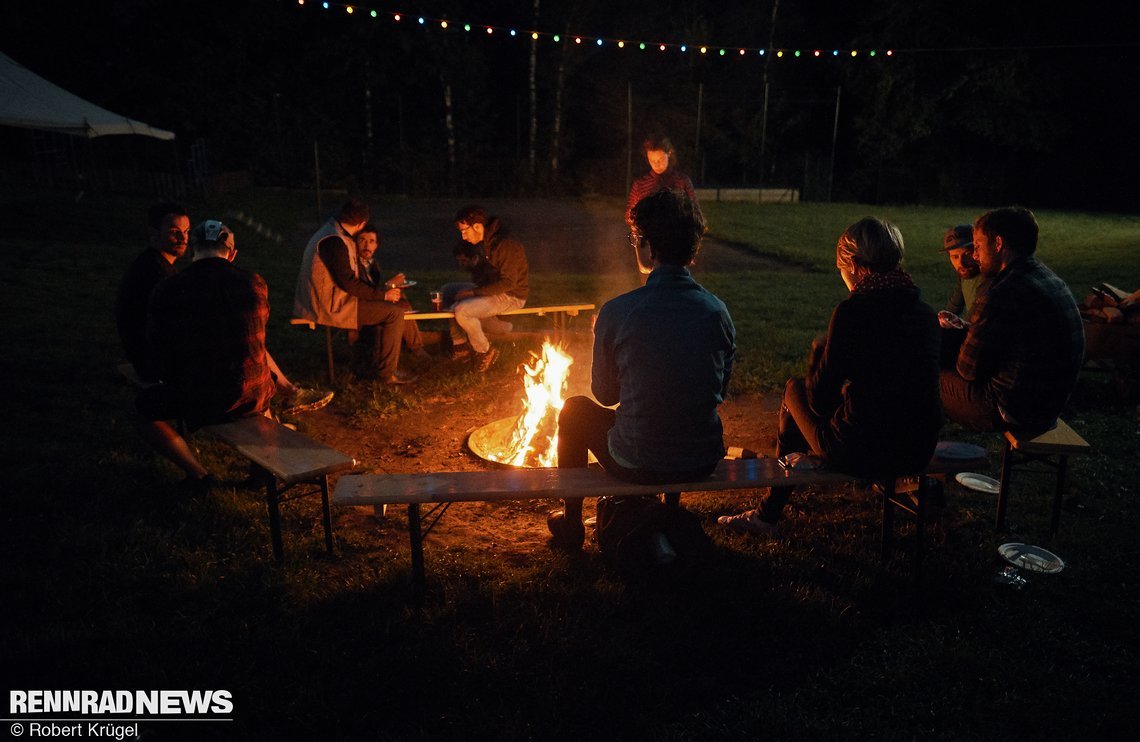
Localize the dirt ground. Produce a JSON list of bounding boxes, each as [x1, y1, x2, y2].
[[289, 196, 789, 557]]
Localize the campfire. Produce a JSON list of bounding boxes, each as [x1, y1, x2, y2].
[[468, 341, 573, 468]]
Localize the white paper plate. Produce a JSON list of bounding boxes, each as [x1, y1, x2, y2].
[[955, 472, 1000, 494], [998, 543, 1065, 573]]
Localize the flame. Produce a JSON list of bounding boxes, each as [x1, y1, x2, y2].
[[485, 341, 573, 468]]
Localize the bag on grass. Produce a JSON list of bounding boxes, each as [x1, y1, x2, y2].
[[595, 495, 711, 574]]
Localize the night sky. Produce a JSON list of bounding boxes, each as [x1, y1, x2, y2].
[[2, 0, 1137, 209]]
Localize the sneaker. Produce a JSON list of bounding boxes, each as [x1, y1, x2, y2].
[[473, 347, 499, 372], [282, 387, 335, 415], [717, 509, 778, 535], [547, 510, 585, 550], [447, 343, 472, 361], [381, 369, 417, 386]]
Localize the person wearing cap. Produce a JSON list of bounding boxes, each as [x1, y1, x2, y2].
[[294, 198, 413, 385], [134, 220, 276, 495], [937, 224, 989, 366], [940, 206, 1084, 432]]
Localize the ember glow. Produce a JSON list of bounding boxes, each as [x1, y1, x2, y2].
[[485, 341, 573, 467]]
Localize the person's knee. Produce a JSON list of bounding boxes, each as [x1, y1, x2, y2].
[[559, 395, 592, 426]]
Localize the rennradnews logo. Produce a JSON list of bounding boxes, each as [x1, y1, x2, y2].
[[10, 690, 233, 715]]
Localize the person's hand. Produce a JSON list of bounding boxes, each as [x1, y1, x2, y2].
[[385, 273, 406, 288], [938, 310, 967, 330], [384, 288, 401, 303]]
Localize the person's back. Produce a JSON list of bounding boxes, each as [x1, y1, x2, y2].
[[963, 255, 1084, 429], [594, 267, 733, 470], [813, 285, 940, 477], [149, 224, 273, 427]]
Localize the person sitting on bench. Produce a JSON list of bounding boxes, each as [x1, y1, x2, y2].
[[294, 198, 414, 385], [719, 217, 942, 534], [134, 220, 276, 496], [354, 222, 429, 360], [547, 188, 736, 550], [939, 206, 1084, 432]]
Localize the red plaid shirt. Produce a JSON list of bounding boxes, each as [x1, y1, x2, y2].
[[148, 257, 274, 427]]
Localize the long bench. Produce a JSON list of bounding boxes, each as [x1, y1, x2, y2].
[[333, 452, 987, 601], [291, 303, 595, 382], [202, 415, 356, 563]]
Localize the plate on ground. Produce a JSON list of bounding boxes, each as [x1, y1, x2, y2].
[[998, 543, 1065, 573], [935, 441, 987, 460], [955, 472, 1000, 494]]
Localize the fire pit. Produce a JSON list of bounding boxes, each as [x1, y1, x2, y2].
[[468, 341, 573, 468]]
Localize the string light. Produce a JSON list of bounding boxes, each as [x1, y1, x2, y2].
[[292, 3, 901, 61]]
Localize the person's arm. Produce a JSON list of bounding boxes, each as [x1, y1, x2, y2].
[[473, 239, 527, 297], [590, 310, 620, 407], [317, 238, 399, 302], [805, 304, 850, 417], [955, 286, 1004, 382]]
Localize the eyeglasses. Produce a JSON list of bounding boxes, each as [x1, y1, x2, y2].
[[628, 231, 643, 249]]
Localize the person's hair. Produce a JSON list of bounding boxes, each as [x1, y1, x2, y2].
[[146, 202, 187, 230], [642, 134, 674, 154], [631, 188, 706, 266], [974, 206, 1038, 257], [835, 217, 905, 274], [454, 204, 487, 226], [356, 221, 379, 239], [452, 240, 480, 260], [337, 197, 371, 225]]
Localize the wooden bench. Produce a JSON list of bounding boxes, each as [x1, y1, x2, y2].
[[202, 415, 356, 563], [333, 451, 987, 600], [291, 303, 594, 382], [996, 419, 1091, 535]]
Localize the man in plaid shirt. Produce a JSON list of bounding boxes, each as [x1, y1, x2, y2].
[[940, 207, 1084, 431], [135, 220, 276, 496]]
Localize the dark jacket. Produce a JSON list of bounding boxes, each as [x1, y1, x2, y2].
[[115, 248, 177, 381], [808, 285, 942, 478], [473, 218, 528, 301]]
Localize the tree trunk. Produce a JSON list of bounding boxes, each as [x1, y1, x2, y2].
[[550, 27, 566, 179], [528, 0, 540, 179], [442, 79, 457, 193]]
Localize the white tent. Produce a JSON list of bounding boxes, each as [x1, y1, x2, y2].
[[0, 51, 174, 140]]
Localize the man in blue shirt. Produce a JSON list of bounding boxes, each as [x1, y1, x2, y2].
[[547, 189, 736, 549]]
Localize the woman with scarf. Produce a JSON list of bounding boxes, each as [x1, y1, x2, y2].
[[719, 217, 942, 534]]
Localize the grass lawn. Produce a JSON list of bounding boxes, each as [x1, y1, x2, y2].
[[2, 187, 1138, 741]]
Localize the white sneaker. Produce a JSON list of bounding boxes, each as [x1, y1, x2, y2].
[[717, 509, 778, 535]]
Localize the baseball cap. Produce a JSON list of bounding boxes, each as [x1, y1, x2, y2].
[[191, 219, 235, 250], [941, 224, 973, 252]]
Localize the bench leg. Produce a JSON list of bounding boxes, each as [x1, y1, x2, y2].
[[913, 477, 926, 582], [324, 326, 335, 384], [408, 503, 426, 605], [996, 441, 1015, 531], [266, 475, 284, 564], [1051, 455, 1069, 537], [880, 479, 895, 562], [319, 474, 334, 556]]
